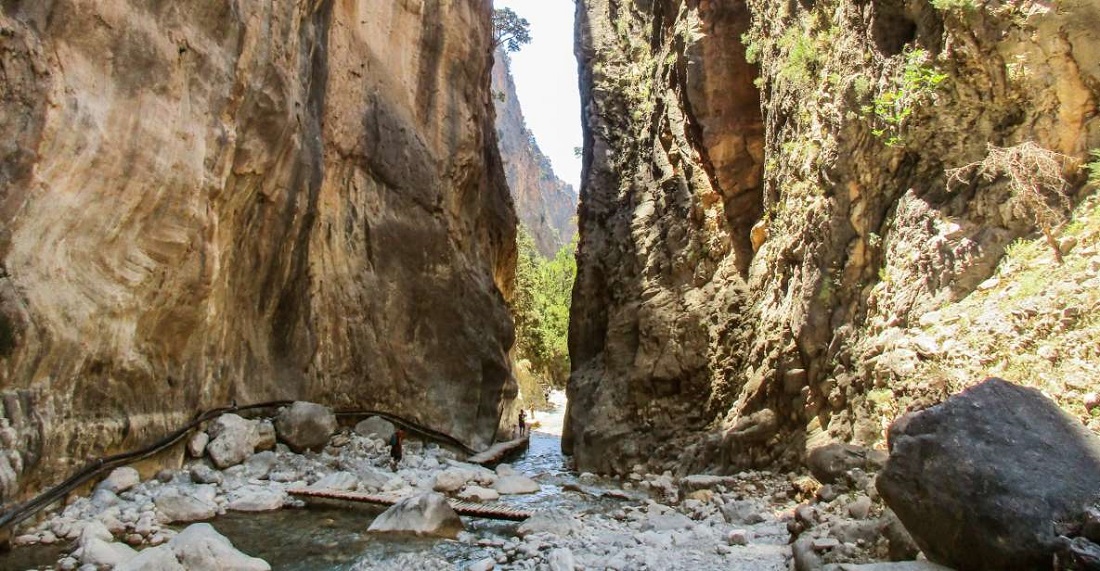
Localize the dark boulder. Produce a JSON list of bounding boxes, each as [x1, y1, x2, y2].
[[877, 377, 1100, 570]]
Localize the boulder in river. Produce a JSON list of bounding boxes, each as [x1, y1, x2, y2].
[[367, 492, 465, 538], [877, 377, 1100, 570], [96, 467, 140, 494], [354, 416, 396, 442], [169, 523, 271, 571], [206, 414, 259, 469], [275, 402, 338, 452]]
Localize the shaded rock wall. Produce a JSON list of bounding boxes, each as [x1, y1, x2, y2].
[[0, 0, 516, 502], [492, 50, 578, 257], [567, 0, 1099, 474]]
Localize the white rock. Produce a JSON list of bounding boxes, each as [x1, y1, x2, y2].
[[57, 556, 79, 571], [493, 475, 539, 495], [310, 471, 359, 491], [255, 420, 277, 451], [275, 401, 337, 452], [97, 467, 141, 494], [244, 451, 277, 479], [548, 548, 576, 571], [190, 463, 223, 485], [457, 485, 500, 502], [517, 509, 581, 537], [169, 523, 270, 571], [91, 488, 120, 508], [155, 487, 217, 523], [206, 414, 258, 469], [367, 492, 465, 538], [188, 432, 210, 458], [115, 545, 185, 571], [495, 464, 516, 477], [643, 510, 694, 531], [227, 486, 286, 512], [80, 538, 138, 568], [79, 521, 114, 547], [728, 529, 750, 546], [354, 416, 396, 442], [434, 469, 470, 493], [466, 557, 496, 571]]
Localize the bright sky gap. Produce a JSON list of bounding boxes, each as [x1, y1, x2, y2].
[[492, 0, 583, 191]]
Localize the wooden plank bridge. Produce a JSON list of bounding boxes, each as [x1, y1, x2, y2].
[[466, 436, 529, 466], [287, 488, 532, 522]]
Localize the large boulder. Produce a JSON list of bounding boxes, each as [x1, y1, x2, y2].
[[275, 402, 338, 452], [494, 474, 539, 495], [116, 545, 186, 571], [206, 414, 259, 469], [168, 523, 270, 571], [354, 416, 396, 442], [878, 377, 1100, 570], [367, 492, 465, 538], [155, 485, 218, 523], [96, 467, 140, 494]]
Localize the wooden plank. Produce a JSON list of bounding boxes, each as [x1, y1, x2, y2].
[[287, 488, 532, 522], [466, 436, 530, 465]]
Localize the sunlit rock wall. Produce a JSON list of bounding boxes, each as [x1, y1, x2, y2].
[[0, 0, 517, 502]]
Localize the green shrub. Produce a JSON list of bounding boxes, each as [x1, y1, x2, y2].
[[1088, 149, 1100, 187], [931, 0, 980, 12], [868, 48, 948, 147]]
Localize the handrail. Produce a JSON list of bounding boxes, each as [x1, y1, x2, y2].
[[0, 401, 485, 537]]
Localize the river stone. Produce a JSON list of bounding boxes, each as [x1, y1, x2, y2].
[[457, 485, 500, 502], [878, 377, 1100, 570], [367, 492, 465, 538], [310, 471, 359, 491], [548, 547, 576, 571], [275, 402, 338, 452], [433, 468, 470, 493], [354, 416, 396, 442], [517, 509, 581, 537], [807, 442, 886, 485], [255, 420, 277, 451], [494, 474, 539, 495], [206, 414, 258, 469], [96, 467, 140, 494], [116, 545, 185, 571], [188, 432, 210, 458], [169, 523, 270, 571], [244, 451, 277, 478], [227, 486, 286, 512], [155, 486, 217, 523], [340, 459, 391, 491], [720, 499, 767, 525], [190, 463, 223, 485], [80, 538, 138, 568]]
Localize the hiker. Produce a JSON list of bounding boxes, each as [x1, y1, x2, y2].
[[518, 409, 527, 436], [389, 429, 404, 471]]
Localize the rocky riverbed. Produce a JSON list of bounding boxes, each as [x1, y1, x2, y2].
[[3, 399, 934, 570]]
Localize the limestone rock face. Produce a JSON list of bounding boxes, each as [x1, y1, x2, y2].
[[0, 0, 516, 504], [492, 49, 578, 256], [567, 0, 1100, 473]]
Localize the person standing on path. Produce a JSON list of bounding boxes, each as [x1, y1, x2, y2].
[[518, 409, 527, 436], [389, 429, 404, 471]]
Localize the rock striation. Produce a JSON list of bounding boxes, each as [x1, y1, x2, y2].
[[0, 1, 516, 503], [492, 49, 578, 257], [566, 0, 1100, 473]]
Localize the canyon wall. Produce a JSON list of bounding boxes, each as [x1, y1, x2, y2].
[[566, 0, 1099, 474], [492, 50, 578, 257], [0, 0, 516, 503]]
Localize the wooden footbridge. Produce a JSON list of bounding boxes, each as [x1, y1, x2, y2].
[[467, 435, 529, 466], [288, 488, 532, 522]]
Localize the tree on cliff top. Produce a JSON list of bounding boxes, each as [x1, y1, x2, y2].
[[493, 8, 531, 53]]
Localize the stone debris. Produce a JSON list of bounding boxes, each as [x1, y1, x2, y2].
[[4, 404, 954, 571]]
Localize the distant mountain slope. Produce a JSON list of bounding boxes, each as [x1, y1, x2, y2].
[[492, 50, 577, 257]]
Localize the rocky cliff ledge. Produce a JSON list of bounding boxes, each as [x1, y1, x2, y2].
[[0, 0, 516, 502], [492, 50, 578, 257], [566, 0, 1099, 473]]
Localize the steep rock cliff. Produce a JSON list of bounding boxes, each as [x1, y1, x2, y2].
[[0, 0, 516, 502], [492, 50, 578, 257], [567, 0, 1099, 474]]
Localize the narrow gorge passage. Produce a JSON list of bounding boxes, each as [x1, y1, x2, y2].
[[1, 0, 1099, 569]]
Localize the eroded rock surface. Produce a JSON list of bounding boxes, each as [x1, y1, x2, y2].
[[0, 0, 516, 502], [567, 0, 1100, 473]]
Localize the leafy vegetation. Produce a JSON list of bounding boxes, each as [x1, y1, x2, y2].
[[493, 8, 532, 53], [777, 27, 824, 87], [865, 48, 948, 147], [512, 226, 577, 391], [931, 0, 980, 12]]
